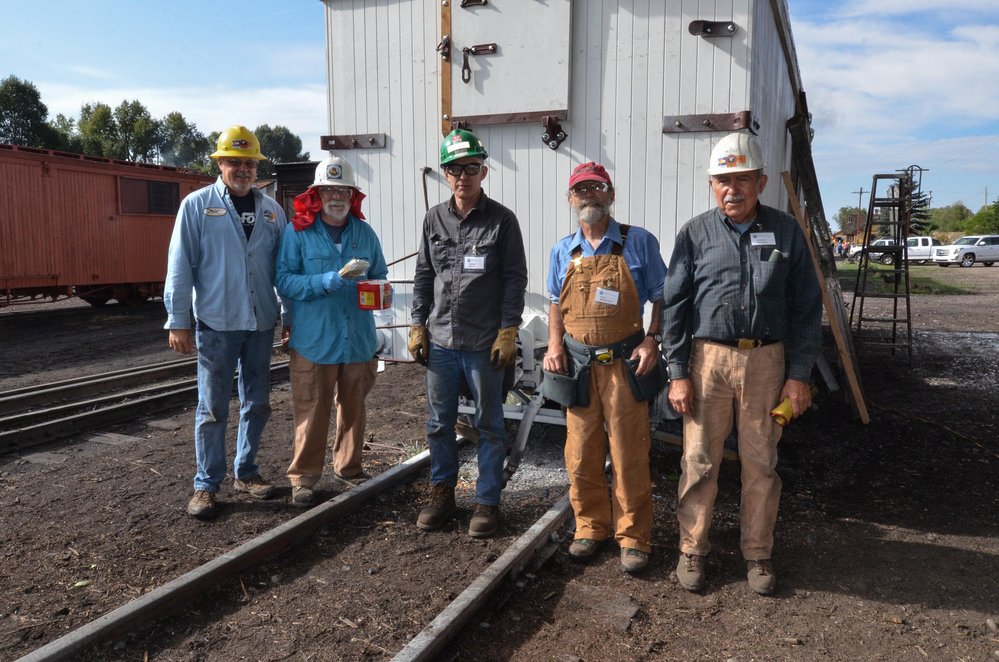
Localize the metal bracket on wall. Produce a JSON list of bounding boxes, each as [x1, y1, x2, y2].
[[320, 134, 387, 150], [541, 116, 567, 150], [662, 111, 758, 134], [688, 21, 737, 38], [460, 0, 488, 6]]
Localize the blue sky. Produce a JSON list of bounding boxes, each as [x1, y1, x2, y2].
[[4, 1, 999, 227]]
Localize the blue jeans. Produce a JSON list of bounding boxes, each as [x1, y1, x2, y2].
[[193, 327, 274, 492], [425, 344, 507, 506]]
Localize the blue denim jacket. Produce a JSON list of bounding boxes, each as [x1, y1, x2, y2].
[[164, 177, 286, 331]]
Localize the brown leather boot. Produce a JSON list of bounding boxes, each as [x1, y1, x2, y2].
[[417, 483, 456, 530], [468, 503, 500, 538]]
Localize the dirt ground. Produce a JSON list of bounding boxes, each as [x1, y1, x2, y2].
[[1, 263, 997, 661]]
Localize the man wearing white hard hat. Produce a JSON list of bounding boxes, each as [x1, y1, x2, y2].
[[662, 132, 822, 594], [165, 125, 288, 519], [275, 155, 389, 507]]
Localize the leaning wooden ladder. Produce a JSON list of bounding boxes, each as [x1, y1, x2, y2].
[[849, 173, 914, 363]]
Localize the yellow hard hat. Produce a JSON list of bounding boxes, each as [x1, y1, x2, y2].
[[210, 125, 267, 160]]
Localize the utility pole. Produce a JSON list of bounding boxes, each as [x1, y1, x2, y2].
[[851, 187, 866, 238]]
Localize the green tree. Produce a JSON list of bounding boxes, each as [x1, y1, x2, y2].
[[254, 124, 309, 178], [112, 100, 159, 161], [966, 201, 999, 235], [834, 206, 865, 234], [0, 75, 57, 147], [78, 102, 117, 157], [928, 202, 973, 232], [159, 111, 209, 167], [48, 113, 83, 153]]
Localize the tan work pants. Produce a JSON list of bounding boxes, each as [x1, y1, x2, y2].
[[565, 360, 653, 552], [677, 340, 785, 560], [287, 349, 377, 488]]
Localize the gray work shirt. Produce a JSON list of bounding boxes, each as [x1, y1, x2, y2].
[[662, 203, 822, 382], [412, 192, 528, 351]]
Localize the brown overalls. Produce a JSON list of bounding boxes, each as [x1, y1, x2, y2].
[[558, 240, 653, 552]]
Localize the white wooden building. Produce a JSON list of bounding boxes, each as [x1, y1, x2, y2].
[[317, 0, 820, 421]]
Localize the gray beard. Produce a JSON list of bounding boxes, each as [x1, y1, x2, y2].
[[576, 204, 608, 225]]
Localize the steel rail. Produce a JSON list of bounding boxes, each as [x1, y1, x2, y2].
[[0, 356, 198, 416], [15, 449, 572, 662], [0, 362, 289, 455], [14, 450, 435, 662]]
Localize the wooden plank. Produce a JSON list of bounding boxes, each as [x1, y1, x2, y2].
[[782, 171, 870, 423], [439, 0, 451, 136]]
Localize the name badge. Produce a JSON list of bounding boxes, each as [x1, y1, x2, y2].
[[464, 255, 486, 271], [750, 232, 776, 246], [594, 288, 620, 306]]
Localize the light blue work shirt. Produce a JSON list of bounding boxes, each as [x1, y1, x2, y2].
[[164, 177, 287, 331], [546, 218, 667, 307], [275, 214, 389, 365]]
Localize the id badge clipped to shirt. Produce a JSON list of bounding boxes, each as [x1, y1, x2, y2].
[[464, 244, 486, 272]]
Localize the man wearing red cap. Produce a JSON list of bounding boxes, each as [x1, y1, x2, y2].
[[543, 162, 667, 573]]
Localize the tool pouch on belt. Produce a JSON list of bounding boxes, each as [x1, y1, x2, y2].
[[624, 355, 669, 402], [540, 359, 590, 409]]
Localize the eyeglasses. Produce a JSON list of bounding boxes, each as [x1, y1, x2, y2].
[[443, 163, 483, 177], [221, 158, 259, 169], [316, 186, 353, 199], [571, 182, 610, 194]]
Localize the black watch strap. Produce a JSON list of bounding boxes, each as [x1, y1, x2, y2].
[[646, 331, 662, 343]]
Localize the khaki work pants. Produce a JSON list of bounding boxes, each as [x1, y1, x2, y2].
[[565, 360, 653, 552], [287, 349, 377, 488], [677, 339, 785, 560]]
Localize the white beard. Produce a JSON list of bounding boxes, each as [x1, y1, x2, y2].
[[324, 202, 349, 222], [576, 203, 609, 225]]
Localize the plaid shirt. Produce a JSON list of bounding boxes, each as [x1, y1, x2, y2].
[[662, 204, 822, 381]]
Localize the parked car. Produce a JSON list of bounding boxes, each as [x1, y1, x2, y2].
[[904, 236, 942, 264], [850, 237, 895, 264], [932, 235, 999, 267]]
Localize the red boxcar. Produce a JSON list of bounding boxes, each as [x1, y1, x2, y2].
[[0, 144, 214, 307]]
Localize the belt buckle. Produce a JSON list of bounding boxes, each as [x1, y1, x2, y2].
[[594, 348, 614, 365], [737, 338, 757, 350]]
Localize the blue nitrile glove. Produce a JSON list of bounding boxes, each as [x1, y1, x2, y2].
[[322, 271, 345, 293]]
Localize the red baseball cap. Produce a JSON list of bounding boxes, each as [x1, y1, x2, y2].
[[569, 162, 613, 189]]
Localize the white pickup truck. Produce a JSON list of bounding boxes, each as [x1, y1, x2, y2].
[[905, 236, 942, 264]]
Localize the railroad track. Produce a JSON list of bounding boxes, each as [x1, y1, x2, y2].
[[14, 449, 573, 662], [0, 356, 289, 454]]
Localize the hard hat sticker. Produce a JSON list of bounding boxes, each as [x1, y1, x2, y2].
[[446, 141, 471, 153], [718, 154, 748, 168], [327, 165, 342, 179], [231, 139, 249, 149]]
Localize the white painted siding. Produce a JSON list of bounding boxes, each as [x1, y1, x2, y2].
[[321, 0, 803, 338]]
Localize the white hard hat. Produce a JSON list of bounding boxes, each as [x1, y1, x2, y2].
[[707, 132, 765, 175], [311, 155, 360, 190]]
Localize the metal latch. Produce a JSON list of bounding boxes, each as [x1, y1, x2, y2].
[[541, 115, 567, 151], [436, 35, 450, 62], [460, 0, 488, 6], [461, 42, 497, 84]]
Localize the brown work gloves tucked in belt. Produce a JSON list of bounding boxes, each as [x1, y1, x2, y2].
[[408, 324, 429, 365], [490, 326, 519, 368]]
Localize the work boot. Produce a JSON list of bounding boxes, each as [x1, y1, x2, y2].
[[233, 474, 276, 499], [187, 490, 217, 519], [290, 485, 316, 508], [620, 548, 650, 574], [568, 538, 603, 561], [417, 483, 456, 531], [747, 559, 777, 595], [676, 552, 706, 592], [468, 503, 500, 538]]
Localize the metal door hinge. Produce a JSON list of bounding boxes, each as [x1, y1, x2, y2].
[[663, 111, 758, 134], [541, 116, 567, 150], [688, 21, 737, 38]]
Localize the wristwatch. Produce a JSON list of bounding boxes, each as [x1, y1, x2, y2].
[[646, 331, 662, 344]]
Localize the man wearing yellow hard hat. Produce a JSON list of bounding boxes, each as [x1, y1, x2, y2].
[[164, 125, 288, 519]]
